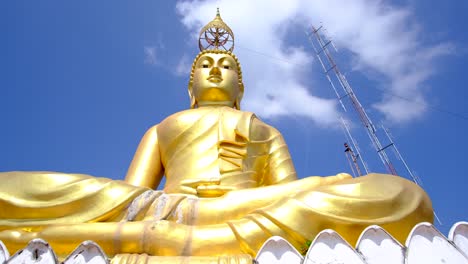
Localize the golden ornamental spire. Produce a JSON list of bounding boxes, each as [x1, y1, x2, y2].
[[198, 8, 235, 52]]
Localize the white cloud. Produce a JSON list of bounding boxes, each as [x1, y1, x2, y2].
[[144, 35, 167, 66], [144, 46, 157, 65], [176, 0, 451, 124], [175, 54, 192, 76]]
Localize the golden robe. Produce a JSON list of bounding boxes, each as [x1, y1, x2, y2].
[[0, 107, 433, 260]]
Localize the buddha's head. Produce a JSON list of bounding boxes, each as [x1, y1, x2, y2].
[[188, 50, 244, 109]]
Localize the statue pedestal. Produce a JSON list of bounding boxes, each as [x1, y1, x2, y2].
[[111, 253, 253, 264], [1, 222, 468, 264]]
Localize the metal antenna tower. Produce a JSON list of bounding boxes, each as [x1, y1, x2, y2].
[[344, 142, 361, 177], [306, 24, 442, 225], [341, 117, 369, 176], [308, 25, 399, 176]]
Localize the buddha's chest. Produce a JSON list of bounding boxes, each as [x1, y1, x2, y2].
[[157, 110, 222, 159], [157, 108, 251, 176], [158, 108, 246, 149]]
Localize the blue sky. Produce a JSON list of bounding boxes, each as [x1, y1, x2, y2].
[[1, 1, 467, 237]]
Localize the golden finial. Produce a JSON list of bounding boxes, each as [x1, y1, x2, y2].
[[198, 8, 235, 52]]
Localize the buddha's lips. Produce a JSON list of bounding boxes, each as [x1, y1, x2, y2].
[[207, 76, 222, 83]]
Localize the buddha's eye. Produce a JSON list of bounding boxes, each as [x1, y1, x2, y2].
[[223, 65, 230, 69], [199, 59, 211, 68]]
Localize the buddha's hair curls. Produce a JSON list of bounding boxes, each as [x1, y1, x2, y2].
[[188, 50, 244, 110]]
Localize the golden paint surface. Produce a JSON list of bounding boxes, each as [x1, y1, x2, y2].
[[0, 50, 433, 262]]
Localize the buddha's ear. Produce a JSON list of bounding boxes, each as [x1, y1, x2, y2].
[[235, 82, 244, 110], [188, 83, 197, 109]]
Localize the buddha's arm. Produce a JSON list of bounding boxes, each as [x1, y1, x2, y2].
[[250, 118, 298, 185], [124, 125, 164, 189]]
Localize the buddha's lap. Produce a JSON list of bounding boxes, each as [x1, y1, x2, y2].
[[0, 172, 432, 258], [0, 172, 425, 227], [136, 173, 428, 229]]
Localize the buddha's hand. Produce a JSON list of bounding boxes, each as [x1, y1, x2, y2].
[[196, 185, 236, 197], [179, 178, 235, 197]]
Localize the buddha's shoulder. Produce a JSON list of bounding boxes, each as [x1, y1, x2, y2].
[[160, 108, 202, 123], [154, 107, 281, 140], [249, 117, 282, 140], [159, 107, 253, 126]]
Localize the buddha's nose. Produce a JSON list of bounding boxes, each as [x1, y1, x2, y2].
[[209, 66, 221, 76]]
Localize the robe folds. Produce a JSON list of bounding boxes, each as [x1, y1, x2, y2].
[[0, 171, 432, 258], [0, 107, 433, 259]]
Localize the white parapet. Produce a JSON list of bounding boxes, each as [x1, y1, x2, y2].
[[6, 238, 57, 264], [256, 236, 303, 264], [303, 229, 366, 264], [449, 221, 468, 259], [63, 240, 108, 264], [356, 225, 405, 264], [406, 222, 468, 264], [1, 222, 468, 264], [0, 240, 9, 264]]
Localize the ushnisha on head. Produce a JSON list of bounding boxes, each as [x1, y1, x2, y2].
[[188, 50, 244, 110]]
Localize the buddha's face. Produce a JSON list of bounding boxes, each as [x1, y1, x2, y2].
[[190, 53, 242, 108]]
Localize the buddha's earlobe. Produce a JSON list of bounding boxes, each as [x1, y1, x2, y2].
[[190, 96, 198, 109], [234, 83, 244, 110], [234, 98, 240, 110], [188, 84, 197, 109]]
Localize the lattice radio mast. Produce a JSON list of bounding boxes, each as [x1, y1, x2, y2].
[[306, 24, 442, 225], [341, 117, 369, 177], [308, 25, 404, 176]]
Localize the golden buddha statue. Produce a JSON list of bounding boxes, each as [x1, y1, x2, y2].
[[0, 10, 433, 264]]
